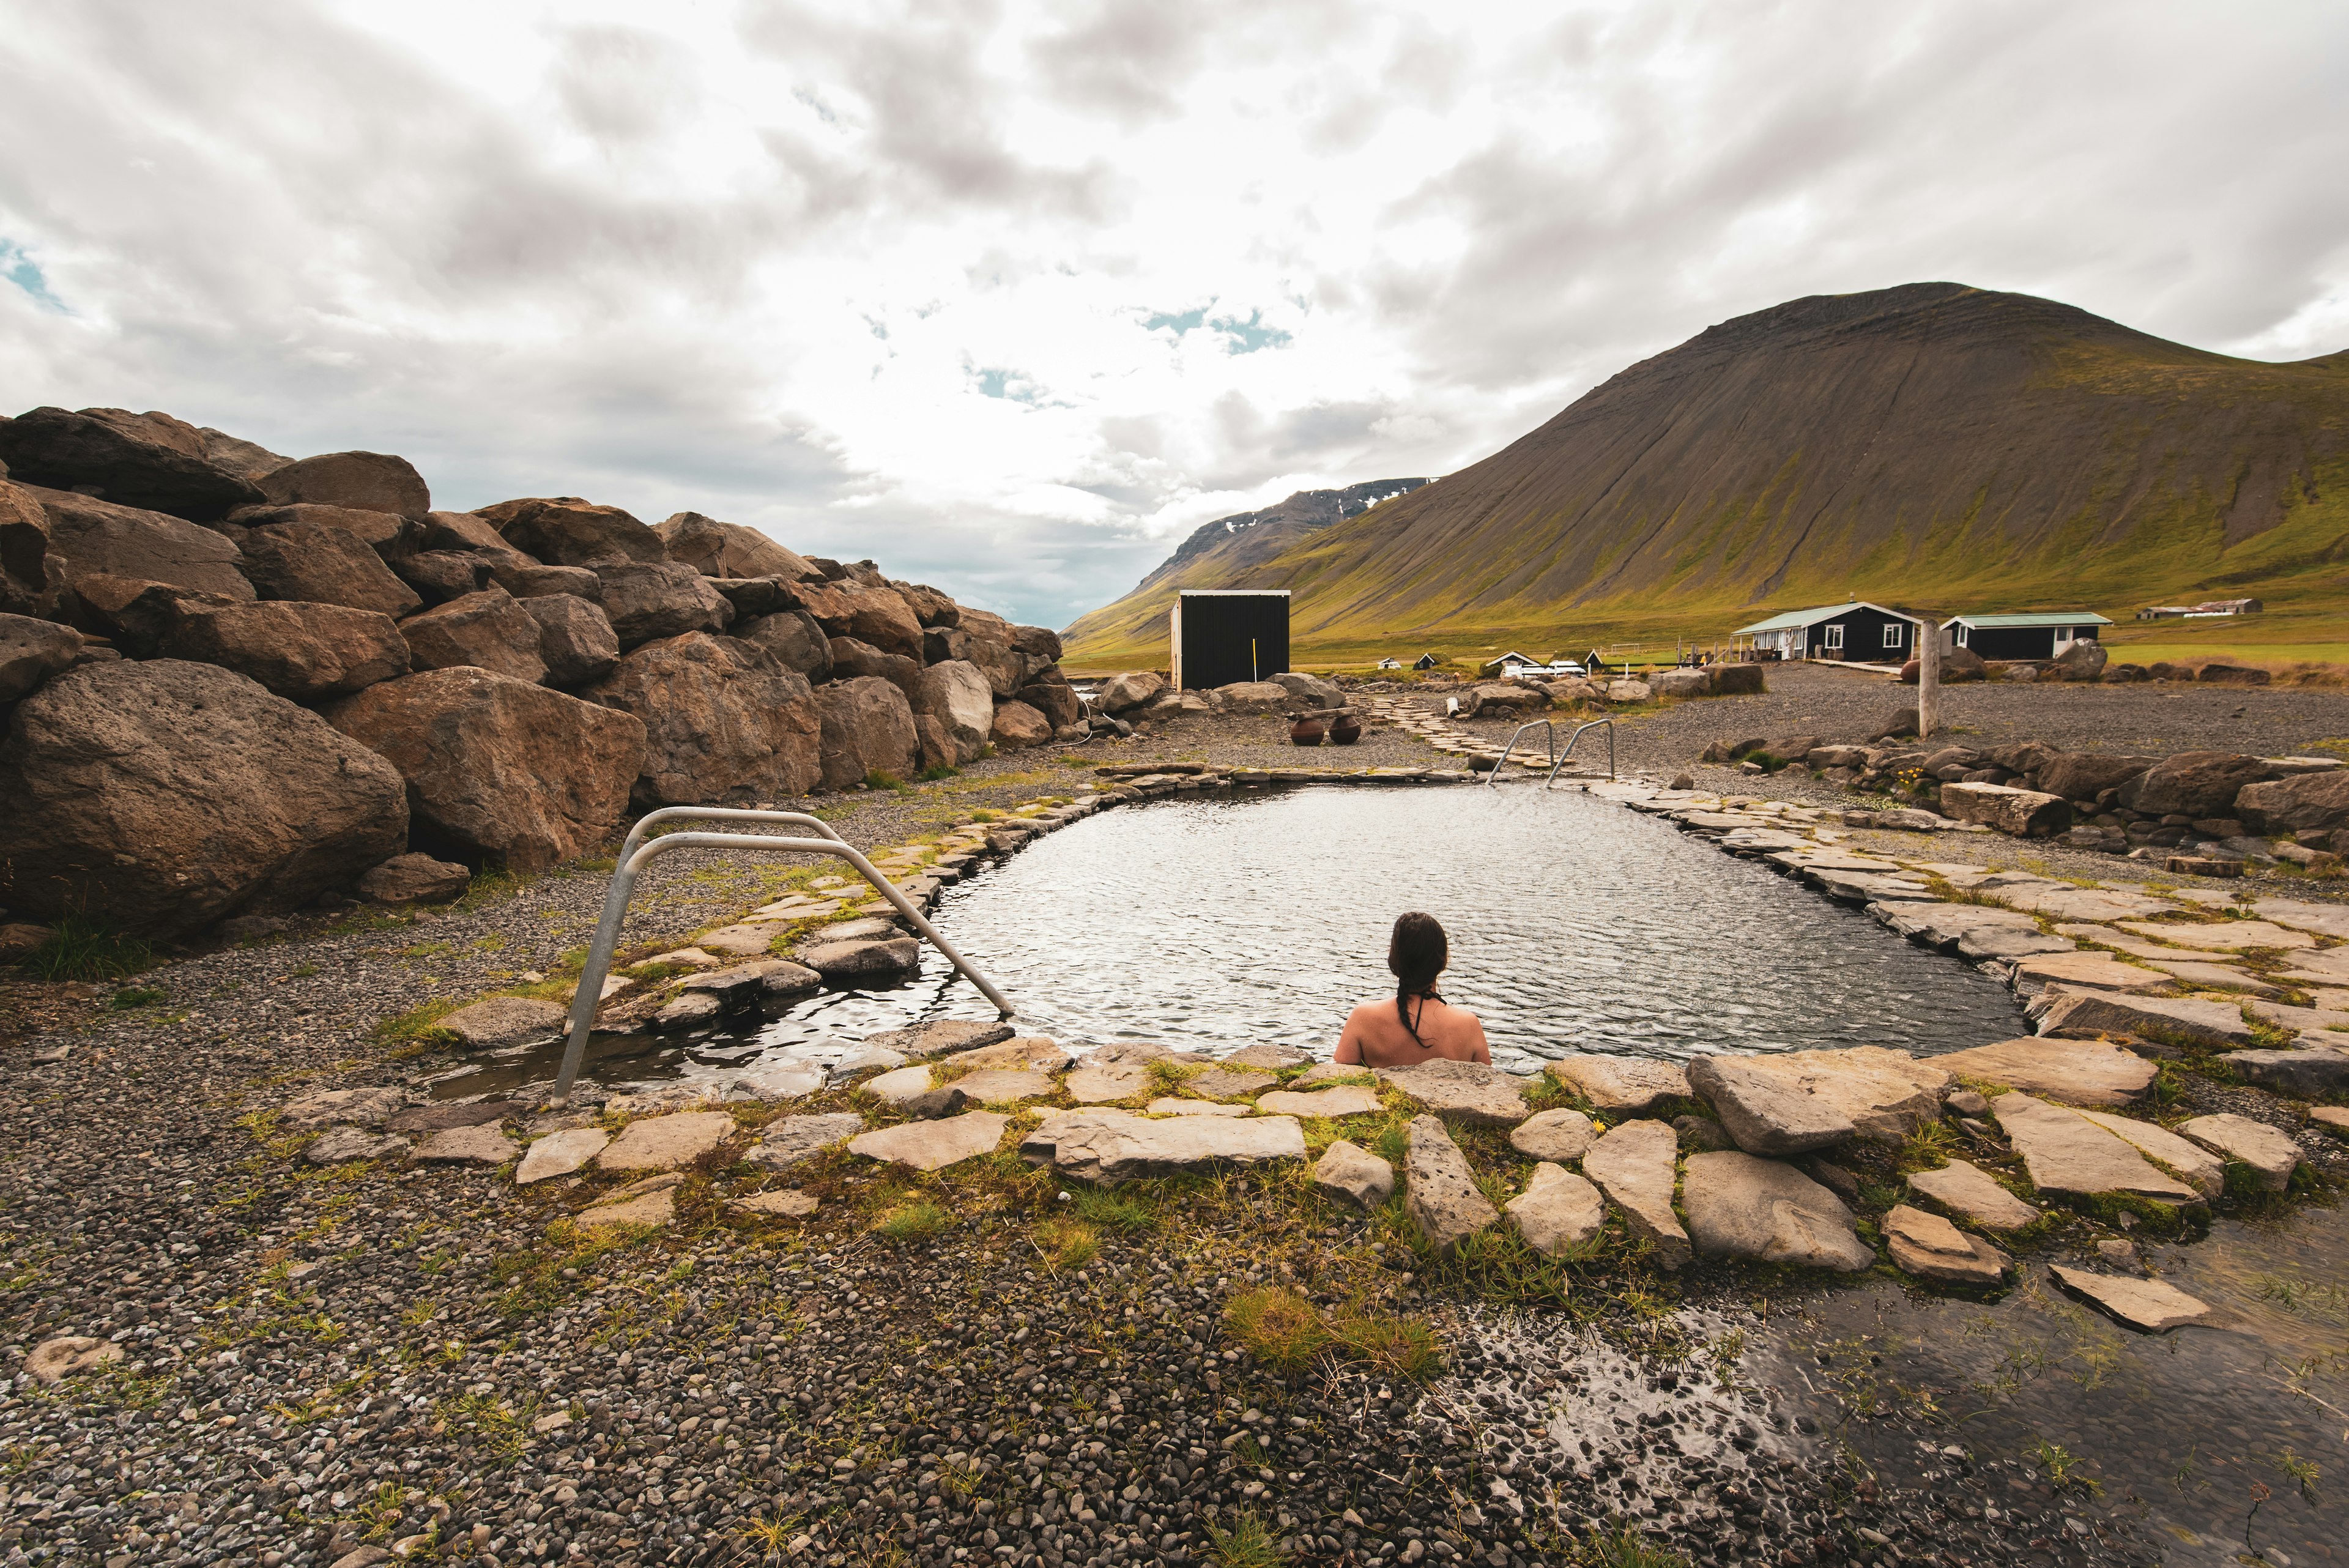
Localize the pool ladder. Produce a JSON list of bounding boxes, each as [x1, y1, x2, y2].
[[1481, 718, 1616, 786], [547, 807, 1015, 1105]]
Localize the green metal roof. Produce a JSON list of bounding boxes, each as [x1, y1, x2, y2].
[[1733, 602, 1866, 634], [1943, 612, 2113, 628]]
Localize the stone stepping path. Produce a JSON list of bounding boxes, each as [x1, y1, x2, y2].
[[1905, 1159, 2040, 1230], [849, 1111, 1011, 1171], [1992, 1093, 2201, 1205], [2050, 1266, 2211, 1332]]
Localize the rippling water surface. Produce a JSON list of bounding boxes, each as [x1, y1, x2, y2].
[[717, 783, 2024, 1074]]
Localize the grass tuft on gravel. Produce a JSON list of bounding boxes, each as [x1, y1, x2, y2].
[[1576, 1523, 1693, 1567], [19, 912, 154, 981], [1223, 1287, 1330, 1370], [874, 1200, 950, 1241], [1203, 1507, 1289, 1568]]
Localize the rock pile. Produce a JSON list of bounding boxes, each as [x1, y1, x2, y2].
[[0, 404, 1075, 938]]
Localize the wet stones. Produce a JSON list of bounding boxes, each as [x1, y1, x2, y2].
[[1582, 1120, 1690, 1270], [437, 996, 568, 1049], [1681, 1151, 1874, 1271], [1904, 1160, 2041, 1230], [1938, 782, 2070, 837], [598, 1110, 734, 1172], [1377, 1059, 1531, 1126], [2049, 1265, 2211, 1332], [2227, 1047, 2349, 1096], [852, 1110, 1011, 1172], [1312, 1139, 1395, 1209], [954, 1036, 1072, 1072], [1064, 1061, 1153, 1103], [798, 935, 921, 979], [1505, 1164, 1605, 1257], [1256, 1085, 1382, 1118], [1022, 1109, 1304, 1184], [2178, 1112, 2304, 1191], [1883, 1205, 2010, 1284], [748, 1112, 866, 1170], [2071, 1109, 2224, 1198], [1542, 1053, 1688, 1113], [1509, 1107, 1598, 1162], [516, 1127, 609, 1185], [651, 992, 722, 1031], [1929, 1036, 2157, 1107], [1403, 1115, 1499, 1258], [1991, 1093, 2200, 1205]]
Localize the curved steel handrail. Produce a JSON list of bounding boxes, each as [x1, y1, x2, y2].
[[1481, 719, 1556, 786], [549, 811, 1013, 1104], [1542, 718, 1617, 786]]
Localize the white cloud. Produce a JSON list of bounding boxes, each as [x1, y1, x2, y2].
[[0, 0, 2343, 628]]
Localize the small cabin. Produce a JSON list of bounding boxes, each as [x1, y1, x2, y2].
[[1375, 657, 1401, 670], [1942, 612, 2112, 661], [1412, 653, 1439, 671], [1170, 589, 1289, 689], [1477, 650, 1544, 678], [1732, 601, 1920, 662], [2136, 598, 2262, 620]]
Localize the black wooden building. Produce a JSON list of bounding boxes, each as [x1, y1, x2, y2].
[[1171, 590, 1290, 689]]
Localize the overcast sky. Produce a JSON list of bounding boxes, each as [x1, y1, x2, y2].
[[3, 1, 2345, 629]]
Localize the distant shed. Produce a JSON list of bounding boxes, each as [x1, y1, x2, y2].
[[1171, 590, 1290, 690], [1942, 612, 2111, 660], [1732, 601, 1920, 661]]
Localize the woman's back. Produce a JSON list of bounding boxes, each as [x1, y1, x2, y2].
[[1334, 994, 1490, 1068]]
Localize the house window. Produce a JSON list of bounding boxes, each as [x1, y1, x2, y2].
[[1823, 625, 1844, 651], [1883, 623, 1905, 649], [1954, 625, 1969, 646]]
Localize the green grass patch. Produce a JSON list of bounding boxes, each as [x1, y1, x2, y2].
[[872, 1200, 949, 1242], [108, 984, 169, 1010], [1032, 1216, 1099, 1269], [1069, 1187, 1155, 1233], [1203, 1509, 1288, 1568], [1223, 1287, 1330, 1371], [18, 913, 154, 981]]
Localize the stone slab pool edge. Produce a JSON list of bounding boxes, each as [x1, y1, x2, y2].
[[276, 702, 2349, 1333]]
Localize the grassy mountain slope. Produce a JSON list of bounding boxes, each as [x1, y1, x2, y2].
[[1064, 283, 2349, 672], [1062, 478, 1427, 655]]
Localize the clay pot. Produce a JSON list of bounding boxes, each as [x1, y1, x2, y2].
[[1327, 713, 1362, 745], [1289, 714, 1326, 746]]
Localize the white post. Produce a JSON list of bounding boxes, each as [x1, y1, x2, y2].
[[1918, 616, 1940, 740]]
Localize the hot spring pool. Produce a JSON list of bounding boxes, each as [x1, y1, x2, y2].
[[446, 784, 2030, 1096]]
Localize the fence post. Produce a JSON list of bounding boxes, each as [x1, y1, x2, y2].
[[1918, 614, 1941, 740]]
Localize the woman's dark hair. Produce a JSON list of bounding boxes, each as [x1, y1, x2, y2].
[[1389, 912, 1448, 1047]]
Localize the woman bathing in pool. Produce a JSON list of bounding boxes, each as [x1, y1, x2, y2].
[[1331, 912, 1491, 1068]]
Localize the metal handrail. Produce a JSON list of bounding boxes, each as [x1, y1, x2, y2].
[[550, 811, 1014, 1104], [1542, 718, 1617, 786], [1481, 719, 1556, 786]]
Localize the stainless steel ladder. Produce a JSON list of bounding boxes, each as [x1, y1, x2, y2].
[[549, 807, 1014, 1104]]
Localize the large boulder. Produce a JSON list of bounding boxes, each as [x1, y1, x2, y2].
[[792, 581, 924, 660], [1710, 663, 1766, 694], [1650, 667, 1710, 698], [1938, 781, 2070, 837], [922, 625, 971, 664], [486, 559, 600, 600], [592, 560, 732, 647], [0, 660, 408, 936], [155, 600, 409, 699], [2048, 641, 2108, 681], [28, 486, 254, 603], [1098, 670, 1164, 713], [816, 676, 919, 789], [913, 659, 994, 762], [1581, 1120, 1690, 1269], [226, 502, 415, 559], [521, 594, 619, 686], [828, 636, 925, 699], [0, 478, 65, 617], [327, 667, 645, 869], [991, 700, 1052, 749], [733, 609, 834, 681], [255, 451, 429, 516], [2237, 770, 2349, 835], [582, 633, 822, 808], [418, 510, 529, 559], [394, 550, 493, 604], [654, 512, 820, 581], [396, 587, 548, 683], [1014, 625, 1064, 666], [1018, 673, 1082, 729], [894, 582, 961, 628], [0, 407, 266, 519], [69, 576, 233, 656], [1687, 1047, 1946, 1154], [480, 497, 666, 567], [0, 614, 80, 702], [237, 520, 421, 617], [957, 608, 1026, 694], [2035, 752, 2158, 801], [2117, 751, 2272, 818]]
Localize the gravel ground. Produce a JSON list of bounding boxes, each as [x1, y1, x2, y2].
[[0, 703, 2323, 1567]]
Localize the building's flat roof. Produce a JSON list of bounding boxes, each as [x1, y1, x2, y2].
[[1176, 589, 1290, 597], [1943, 612, 2113, 629], [1734, 601, 1914, 634]]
